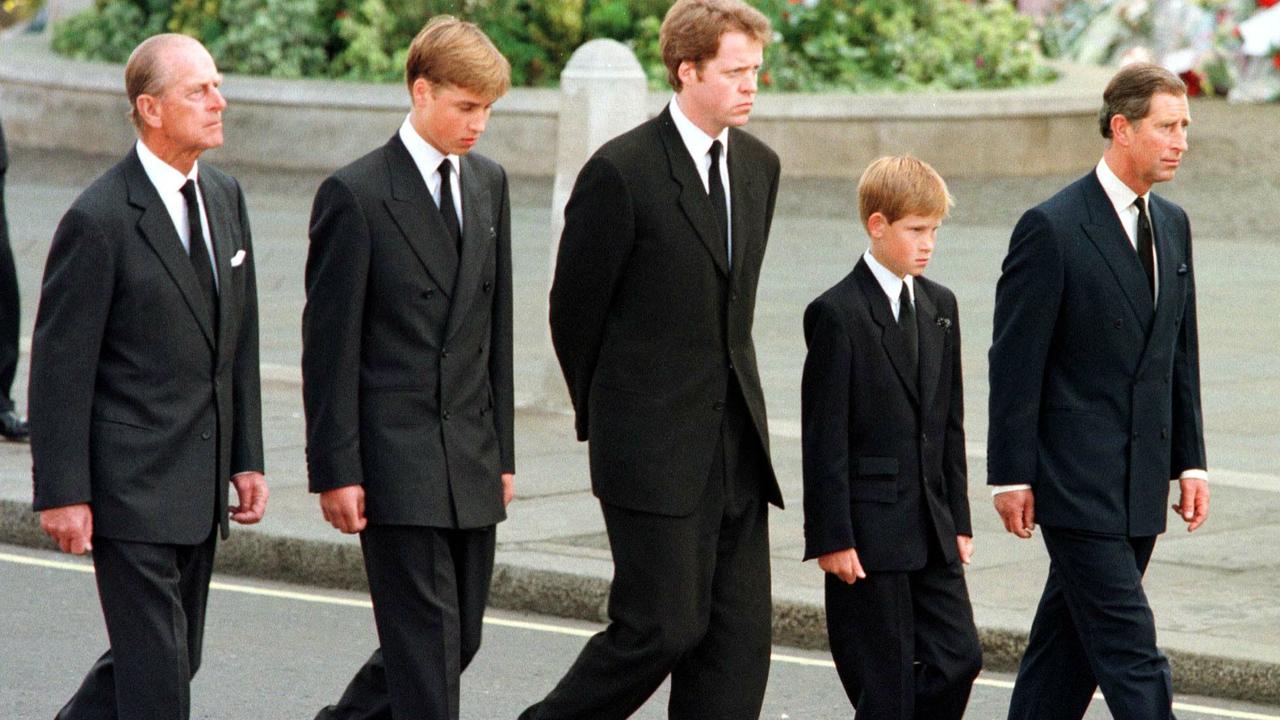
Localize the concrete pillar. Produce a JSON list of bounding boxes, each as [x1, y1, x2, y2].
[[537, 39, 647, 409]]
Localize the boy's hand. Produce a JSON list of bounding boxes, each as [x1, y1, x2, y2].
[[956, 534, 974, 564], [818, 548, 867, 585]]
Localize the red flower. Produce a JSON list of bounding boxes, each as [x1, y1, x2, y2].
[[1178, 69, 1202, 97], [1274, 52, 1280, 69], [1260, 0, 1279, 8]]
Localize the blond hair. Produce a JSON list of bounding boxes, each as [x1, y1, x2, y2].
[[660, 0, 771, 92], [405, 15, 511, 100], [857, 155, 954, 228]]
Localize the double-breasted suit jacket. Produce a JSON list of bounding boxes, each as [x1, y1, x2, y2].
[[988, 170, 1206, 536], [30, 148, 263, 543], [801, 259, 971, 571], [549, 107, 784, 515], [302, 135, 514, 529]]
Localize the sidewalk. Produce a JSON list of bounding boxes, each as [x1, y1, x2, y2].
[[2, 142, 1278, 704]]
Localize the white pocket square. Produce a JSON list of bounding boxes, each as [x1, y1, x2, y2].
[[230, 249, 246, 267]]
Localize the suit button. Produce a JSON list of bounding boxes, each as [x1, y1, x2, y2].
[[1132, 431, 1139, 440], [483, 281, 492, 292], [442, 411, 451, 420], [441, 349, 449, 359], [921, 433, 929, 444], [1113, 318, 1123, 329], [1164, 373, 1171, 384], [423, 289, 434, 299], [713, 401, 725, 411], [478, 344, 485, 354], [1161, 427, 1169, 439], [730, 292, 739, 302], [201, 430, 212, 440]]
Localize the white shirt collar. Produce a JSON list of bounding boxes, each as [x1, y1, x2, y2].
[[398, 115, 459, 188], [136, 138, 198, 193], [669, 95, 729, 165], [1096, 157, 1148, 218], [863, 249, 913, 308]]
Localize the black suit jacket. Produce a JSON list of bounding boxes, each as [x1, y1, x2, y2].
[[801, 260, 970, 571], [549, 107, 783, 517], [988, 170, 1207, 537], [30, 147, 264, 544], [302, 135, 514, 530]]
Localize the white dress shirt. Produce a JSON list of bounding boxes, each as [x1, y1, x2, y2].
[[863, 249, 914, 317], [398, 115, 463, 228], [1095, 157, 1159, 300], [669, 95, 733, 265], [136, 139, 218, 288], [993, 159, 1205, 495]]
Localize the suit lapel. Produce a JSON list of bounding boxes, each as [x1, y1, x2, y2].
[[200, 174, 236, 352], [124, 150, 215, 350], [915, 283, 942, 412], [1078, 172, 1155, 328], [1137, 195, 1182, 371], [727, 129, 760, 289], [659, 108, 729, 278], [383, 136, 459, 298], [443, 154, 496, 343], [854, 261, 918, 404]]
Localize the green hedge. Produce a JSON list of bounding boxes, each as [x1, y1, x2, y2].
[[52, 0, 1054, 91]]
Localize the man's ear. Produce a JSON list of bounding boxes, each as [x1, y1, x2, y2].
[[1110, 113, 1132, 146], [677, 59, 699, 88], [410, 77, 434, 108], [135, 95, 161, 129]]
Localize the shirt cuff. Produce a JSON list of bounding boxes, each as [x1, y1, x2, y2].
[[1176, 469, 1208, 482], [991, 484, 1032, 495]]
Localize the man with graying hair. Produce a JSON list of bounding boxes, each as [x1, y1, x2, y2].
[[30, 33, 266, 719]]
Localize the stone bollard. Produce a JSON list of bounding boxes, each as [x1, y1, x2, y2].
[[537, 39, 648, 409]]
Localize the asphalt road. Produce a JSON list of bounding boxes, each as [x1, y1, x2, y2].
[[2, 543, 1277, 720]]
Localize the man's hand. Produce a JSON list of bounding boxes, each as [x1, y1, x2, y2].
[[1174, 476, 1209, 532], [956, 534, 974, 564], [818, 547, 866, 585], [501, 473, 515, 508], [994, 489, 1036, 539], [320, 485, 367, 534], [230, 472, 268, 524], [40, 503, 93, 554]]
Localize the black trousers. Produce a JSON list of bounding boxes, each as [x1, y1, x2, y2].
[[0, 121, 19, 411], [824, 530, 981, 720], [317, 524, 496, 720], [1007, 527, 1172, 720], [57, 529, 218, 720], [520, 387, 772, 720]]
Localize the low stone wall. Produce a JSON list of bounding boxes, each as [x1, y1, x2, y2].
[[0, 33, 1114, 178]]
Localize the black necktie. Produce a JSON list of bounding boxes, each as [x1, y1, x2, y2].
[[180, 179, 218, 337], [898, 282, 918, 374], [708, 140, 730, 269], [1135, 197, 1155, 298], [437, 159, 462, 256]]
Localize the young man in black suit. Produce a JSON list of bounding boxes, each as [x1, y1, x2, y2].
[[0, 119, 30, 440], [302, 16, 514, 720], [802, 155, 981, 719], [989, 63, 1209, 720], [523, 1, 783, 718], [30, 34, 266, 719]]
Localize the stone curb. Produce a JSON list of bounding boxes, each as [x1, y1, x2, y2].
[[4, 498, 1277, 706]]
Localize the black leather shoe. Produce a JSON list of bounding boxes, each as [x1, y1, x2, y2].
[[0, 409, 29, 441]]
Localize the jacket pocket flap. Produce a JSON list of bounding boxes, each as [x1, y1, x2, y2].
[[856, 456, 899, 476]]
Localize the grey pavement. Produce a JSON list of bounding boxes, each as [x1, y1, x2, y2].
[[2, 107, 1279, 706], [5, 543, 1278, 719]]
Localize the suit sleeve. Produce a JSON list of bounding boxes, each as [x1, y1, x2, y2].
[[944, 295, 972, 535], [548, 156, 635, 441], [1169, 211, 1207, 474], [490, 167, 515, 473], [29, 207, 115, 510], [230, 181, 264, 475], [301, 176, 371, 492], [987, 208, 1063, 488], [800, 300, 856, 560]]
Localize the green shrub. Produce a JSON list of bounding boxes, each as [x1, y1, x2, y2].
[[52, 0, 1054, 92]]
